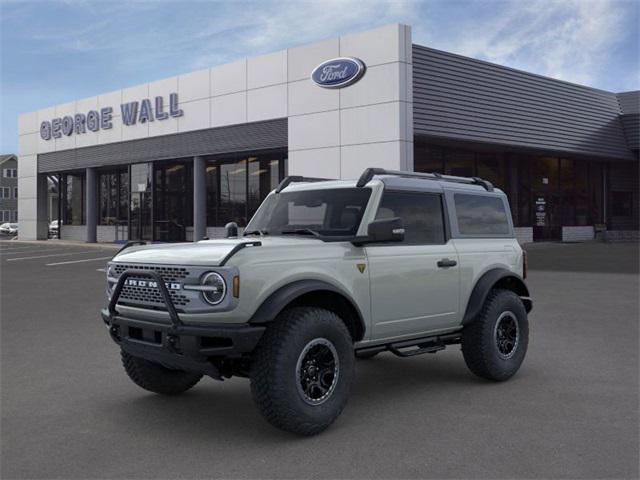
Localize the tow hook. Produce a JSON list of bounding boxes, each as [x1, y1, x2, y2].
[[109, 325, 121, 342], [167, 334, 179, 353]]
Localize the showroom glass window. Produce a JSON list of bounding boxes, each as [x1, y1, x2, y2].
[[413, 139, 611, 229], [206, 150, 286, 227], [413, 141, 508, 193], [61, 173, 85, 225], [154, 160, 192, 242], [98, 169, 128, 225]]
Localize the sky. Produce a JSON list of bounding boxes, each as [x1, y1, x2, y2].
[[1, 0, 638, 153]]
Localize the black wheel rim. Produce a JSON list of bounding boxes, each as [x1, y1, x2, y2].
[[494, 311, 519, 360], [296, 338, 339, 405]]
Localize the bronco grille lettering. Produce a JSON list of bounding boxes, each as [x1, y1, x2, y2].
[[124, 278, 181, 290]]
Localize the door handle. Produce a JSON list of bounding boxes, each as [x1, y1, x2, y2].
[[437, 258, 457, 268]]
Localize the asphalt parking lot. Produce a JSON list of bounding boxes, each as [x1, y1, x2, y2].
[[1, 240, 638, 479]]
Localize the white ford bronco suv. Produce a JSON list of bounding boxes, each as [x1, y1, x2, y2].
[[102, 168, 532, 435]]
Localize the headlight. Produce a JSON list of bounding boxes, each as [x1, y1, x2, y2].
[[200, 272, 226, 305], [106, 264, 117, 296]]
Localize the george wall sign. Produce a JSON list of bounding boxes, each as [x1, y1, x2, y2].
[[40, 93, 184, 141], [311, 57, 366, 89]]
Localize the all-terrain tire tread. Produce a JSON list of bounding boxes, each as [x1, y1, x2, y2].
[[250, 307, 353, 436], [461, 288, 528, 381]]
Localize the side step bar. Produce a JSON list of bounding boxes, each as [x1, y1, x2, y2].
[[356, 332, 461, 358]]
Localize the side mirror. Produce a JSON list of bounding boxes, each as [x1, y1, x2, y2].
[[365, 217, 405, 243], [224, 222, 239, 238]]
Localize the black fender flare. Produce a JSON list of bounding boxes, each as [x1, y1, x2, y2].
[[249, 279, 366, 339], [462, 268, 532, 325]]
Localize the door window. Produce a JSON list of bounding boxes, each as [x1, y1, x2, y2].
[[375, 191, 445, 244]]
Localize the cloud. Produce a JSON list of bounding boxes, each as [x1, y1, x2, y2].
[[187, 0, 418, 69], [414, 0, 637, 89], [5, 0, 635, 87]]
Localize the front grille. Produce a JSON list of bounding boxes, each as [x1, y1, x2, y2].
[[119, 285, 191, 307], [113, 264, 190, 283], [112, 264, 192, 309]]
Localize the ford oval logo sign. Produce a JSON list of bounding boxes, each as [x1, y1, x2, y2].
[[311, 57, 366, 89]]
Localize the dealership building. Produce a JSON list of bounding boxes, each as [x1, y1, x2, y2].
[[17, 24, 639, 244]]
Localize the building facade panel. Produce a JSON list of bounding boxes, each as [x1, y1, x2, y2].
[[339, 62, 403, 108], [211, 58, 246, 96], [288, 37, 340, 82], [175, 98, 209, 133], [18, 111, 38, 135], [288, 110, 340, 151], [149, 107, 180, 136], [288, 79, 339, 116], [210, 91, 247, 127], [178, 68, 210, 103], [247, 50, 287, 89], [246, 83, 287, 122], [288, 147, 341, 179]]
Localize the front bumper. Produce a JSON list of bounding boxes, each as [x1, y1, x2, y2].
[[102, 309, 265, 379], [102, 268, 264, 379]]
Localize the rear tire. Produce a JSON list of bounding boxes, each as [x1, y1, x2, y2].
[[461, 289, 529, 381], [250, 307, 355, 436], [121, 350, 203, 395]]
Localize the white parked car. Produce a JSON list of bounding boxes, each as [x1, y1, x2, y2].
[[49, 220, 60, 238], [0, 223, 18, 236]]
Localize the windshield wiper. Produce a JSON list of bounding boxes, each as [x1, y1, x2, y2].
[[280, 228, 321, 237], [243, 228, 268, 236]]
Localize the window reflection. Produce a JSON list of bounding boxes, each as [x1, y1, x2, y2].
[[98, 169, 128, 225], [154, 161, 192, 242], [62, 173, 85, 225], [413, 139, 609, 229], [444, 151, 474, 177], [206, 149, 286, 227]]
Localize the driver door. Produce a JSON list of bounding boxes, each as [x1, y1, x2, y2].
[[365, 190, 460, 341]]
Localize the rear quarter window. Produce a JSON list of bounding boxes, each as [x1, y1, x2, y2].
[[454, 193, 510, 236]]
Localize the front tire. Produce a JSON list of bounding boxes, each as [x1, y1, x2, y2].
[[461, 289, 529, 381], [121, 350, 203, 395], [250, 307, 355, 436]]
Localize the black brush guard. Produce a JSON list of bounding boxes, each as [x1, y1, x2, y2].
[[103, 270, 265, 379]]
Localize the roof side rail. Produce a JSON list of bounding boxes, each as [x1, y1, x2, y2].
[[356, 168, 494, 192], [275, 175, 333, 193]]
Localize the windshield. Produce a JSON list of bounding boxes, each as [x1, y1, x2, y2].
[[245, 188, 371, 237]]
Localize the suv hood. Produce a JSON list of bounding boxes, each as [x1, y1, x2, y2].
[[111, 237, 325, 266]]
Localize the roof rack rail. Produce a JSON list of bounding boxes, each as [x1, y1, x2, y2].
[[275, 175, 333, 193], [356, 168, 494, 192]]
